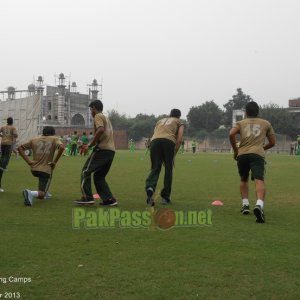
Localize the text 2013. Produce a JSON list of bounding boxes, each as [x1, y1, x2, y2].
[[0, 292, 21, 299]]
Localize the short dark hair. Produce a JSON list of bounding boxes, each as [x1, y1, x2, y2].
[[245, 101, 259, 117], [7, 117, 13, 125], [170, 109, 181, 118], [42, 126, 55, 136], [89, 100, 103, 112]]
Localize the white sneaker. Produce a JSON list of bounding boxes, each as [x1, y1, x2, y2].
[[23, 189, 33, 206], [0, 188, 4, 192], [44, 191, 52, 199]]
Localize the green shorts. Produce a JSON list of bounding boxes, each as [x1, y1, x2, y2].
[[31, 171, 52, 192], [237, 154, 265, 181]]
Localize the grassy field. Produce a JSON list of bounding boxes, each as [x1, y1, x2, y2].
[[0, 150, 300, 300]]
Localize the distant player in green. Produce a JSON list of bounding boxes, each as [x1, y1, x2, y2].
[[229, 101, 275, 223], [74, 100, 117, 206], [18, 126, 65, 206], [192, 140, 197, 154], [145, 109, 184, 206], [79, 132, 89, 156], [0, 117, 18, 192], [297, 135, 300, 155], [129, 139, 135, 153], [70, 131, 78, 156], [65, 135, 71, 156], [179, 140, 185, 154], [144, 138, 150, 155]]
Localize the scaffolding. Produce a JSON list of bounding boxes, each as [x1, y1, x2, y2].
[[0, 94, 41, 144], [0, 74, 103, 143]]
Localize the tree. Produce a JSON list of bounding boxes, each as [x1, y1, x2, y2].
[[223, 88, 253, 127], [156, 114, 169, 120], [187, 101, 223, 133], [259, 104, 298, 139], [128, 114, 157, 140], [108, 110, 132, 130]]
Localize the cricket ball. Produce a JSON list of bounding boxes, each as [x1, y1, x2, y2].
[[154, 208, 176, 230]]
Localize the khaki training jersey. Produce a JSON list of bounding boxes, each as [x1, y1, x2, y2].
[[94, 113, 115, 151], [151, 117, 183, 144], [22, 136, 63, 174], [234, 117, 275, 157], [0, 125, 18, 145]]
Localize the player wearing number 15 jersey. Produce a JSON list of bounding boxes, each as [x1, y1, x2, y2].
[[145, 109, 184, 206], [18, 126, 64, 206], [229, 101, 275, 223]]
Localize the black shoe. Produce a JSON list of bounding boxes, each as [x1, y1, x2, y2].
[[74, 199, 95, 205], [161, 197, 171, 205], [146, 187, 155, 207], [253, 205, 265, 223], [99, 198, 118, 206], [240, 205, 250, 215]]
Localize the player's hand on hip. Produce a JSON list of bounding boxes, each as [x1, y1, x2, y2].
[[233, 150, 238, 160], [48, 162, 56, 169]]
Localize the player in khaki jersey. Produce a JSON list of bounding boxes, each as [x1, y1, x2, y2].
[[18, 126, 65, 206], [74, 100, 117, 206], [229, 101, 276, 223], [145, 109, 184, 206], [0, 117, 18, 192]]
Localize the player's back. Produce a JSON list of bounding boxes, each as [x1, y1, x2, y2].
[[94, 113, 115, 151], [30, 136, 61, 173], [236, 117, 274, 157], [152, 117, 182, 143], [0, 125, 17, 145]]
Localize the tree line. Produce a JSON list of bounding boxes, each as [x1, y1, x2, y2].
[[108, 88, 298, 141]]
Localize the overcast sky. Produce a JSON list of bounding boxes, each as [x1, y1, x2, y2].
[[1, 0, 299, 118]]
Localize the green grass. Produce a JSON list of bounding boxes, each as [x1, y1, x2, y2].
[[1, 151, 300, 299]]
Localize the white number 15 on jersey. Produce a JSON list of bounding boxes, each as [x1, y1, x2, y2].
[[245, 124, 261, 137]]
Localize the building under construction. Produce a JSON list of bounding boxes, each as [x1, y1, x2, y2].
[[0, 73, 128, 148]]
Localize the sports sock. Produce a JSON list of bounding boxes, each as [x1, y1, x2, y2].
[[256, 199, 264, 209], [31, 191, 38, 198], [242, 198, 249, 206]]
